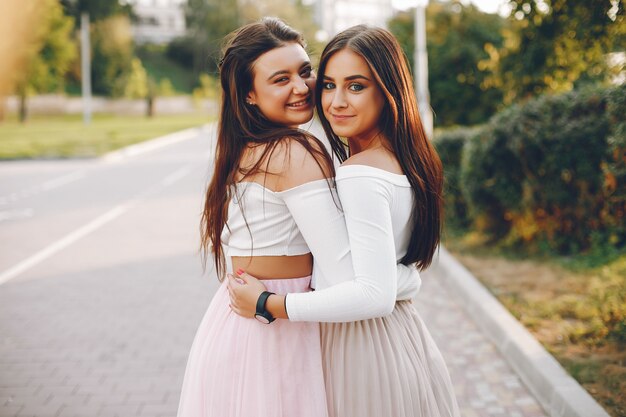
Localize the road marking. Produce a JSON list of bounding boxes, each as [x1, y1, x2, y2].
[[0, 171, 85, 205], [102, 125, 208, 163], [0, 165, 193, 286], [162, 166, 191, 186], [41, 171, 85, 191], [0, 208, 34, 222]]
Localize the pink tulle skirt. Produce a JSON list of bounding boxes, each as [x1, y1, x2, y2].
[[176, 276, 328, 417]]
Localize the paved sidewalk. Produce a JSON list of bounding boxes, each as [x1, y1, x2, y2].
[[418, 269, 546, 417], [0, 267, 547, 417]]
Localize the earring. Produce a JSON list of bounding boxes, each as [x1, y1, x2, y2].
[[246, 99, 255, 106]]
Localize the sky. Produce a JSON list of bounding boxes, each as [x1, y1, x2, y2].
[[391, 0, 511, 15]]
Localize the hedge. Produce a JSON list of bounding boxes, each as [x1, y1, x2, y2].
[[434, 83, 625, 254], [432, 127, 475, 230]]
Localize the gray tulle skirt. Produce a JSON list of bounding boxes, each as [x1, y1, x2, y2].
[[320, 300, 460, 417]]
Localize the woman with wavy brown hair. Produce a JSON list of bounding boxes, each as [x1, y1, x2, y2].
[[229, 25, 460, 417], [176, 18, 419, 417]]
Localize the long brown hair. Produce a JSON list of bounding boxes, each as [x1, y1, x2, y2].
[[201, 17, 333, 279], [315, 25, 443, 270]]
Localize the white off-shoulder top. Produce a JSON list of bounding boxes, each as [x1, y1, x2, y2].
[[222, 181, 312, 257], [286, 165, 418, 322], [221, 165, 421, 322]]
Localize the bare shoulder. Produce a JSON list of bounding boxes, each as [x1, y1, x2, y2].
[[342, 148, 404, 175], [275, 135, 333, 190], [239, 136, 333, 190]]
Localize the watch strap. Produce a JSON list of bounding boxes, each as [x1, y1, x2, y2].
[[255, 291, 275, 323]]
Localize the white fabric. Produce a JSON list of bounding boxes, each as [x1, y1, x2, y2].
[[222, 182, 310, 257], [221, 171, 420, 311], [286, 165, 420, 322]]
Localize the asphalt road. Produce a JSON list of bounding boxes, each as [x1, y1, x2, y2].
[[0, 125, 219, 417]]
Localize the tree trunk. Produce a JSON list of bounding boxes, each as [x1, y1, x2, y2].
[[0, 98, 6, 122], [19, 91, 28, 123], [146, 95, 154, 118]]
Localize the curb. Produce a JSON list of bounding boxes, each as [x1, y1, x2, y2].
[[101, 124, 213, 163], [433, 246, 610, 417]]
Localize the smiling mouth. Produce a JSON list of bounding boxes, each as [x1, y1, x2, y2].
[[331, 114, 354, 119], [286, 97, 311, 108]]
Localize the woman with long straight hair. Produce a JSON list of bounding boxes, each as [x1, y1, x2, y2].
[[228, 25, 460, 417], [177, 18, 418, 417]]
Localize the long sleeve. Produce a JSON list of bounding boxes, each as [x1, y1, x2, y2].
[[396, 263, 421, 300], [276, 180, 353, 289], [285, 172, 418, 322]]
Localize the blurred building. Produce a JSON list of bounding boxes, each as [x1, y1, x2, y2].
[[312, 0, 394, 38], [128, 0, 186, 44]]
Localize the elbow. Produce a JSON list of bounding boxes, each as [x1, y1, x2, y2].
[[382, 298, 396, 316], [371, 293, 396, 318]]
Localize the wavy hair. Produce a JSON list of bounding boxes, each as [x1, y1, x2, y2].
[[315, 25, 443, 270], [201, 17, 333, 279]]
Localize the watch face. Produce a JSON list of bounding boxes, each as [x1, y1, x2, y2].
[[255, 314, 271, 324]]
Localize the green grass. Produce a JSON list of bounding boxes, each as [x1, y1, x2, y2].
[[0, 113, 212, 159]]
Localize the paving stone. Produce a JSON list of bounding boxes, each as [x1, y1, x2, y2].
[[417, 269, 547, 417], [0, 405, 22, 417], [97, 404, 141, 417]]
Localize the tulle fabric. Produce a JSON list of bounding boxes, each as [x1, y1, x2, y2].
[[321, 300, 460, 417], [177, 276, 328, 417]]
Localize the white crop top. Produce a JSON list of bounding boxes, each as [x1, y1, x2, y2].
[[222, 182, 311, 257]]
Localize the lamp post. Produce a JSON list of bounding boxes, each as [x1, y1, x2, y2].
[[414, 0, 432, 139], [80, 12, 92, 125]]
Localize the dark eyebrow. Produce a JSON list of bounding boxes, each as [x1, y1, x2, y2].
[[267, 61, 312, 81], [323, 74, 371, 81], [267, 70, 289, 81]]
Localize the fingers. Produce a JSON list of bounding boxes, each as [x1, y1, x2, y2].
[[226, 275, 239, 307], [227, 274, 244, 289], [235, 268, 251, 284], [229, 303, 254, 318]]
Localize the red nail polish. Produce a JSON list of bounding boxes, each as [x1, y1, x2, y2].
[[236, 268, 245, 275]]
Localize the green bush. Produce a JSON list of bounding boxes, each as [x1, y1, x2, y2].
[[461, 119, 524, 239], [604, 86, 626, 248], [457, 84, 625, 254], [434, 127, 477, 229], [165, 36, 195, 69]]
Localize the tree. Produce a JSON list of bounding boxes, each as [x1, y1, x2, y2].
[[184, 0, 240, 76], [484, 0, 625, 103], [193, 73, 220, 102], [60, 0, 133, 24], [180, 0, 321, 80], [389, 1, 506, 127], [122, 57, 151, 117], [0, 0, 48, 120], [123, 57, 149, 99], [123, 58, 176, 118], [15, 0, 77, 122], [239, 0, 323, 61], [60, 0, 135, 98], [90, 15, 134, 96]]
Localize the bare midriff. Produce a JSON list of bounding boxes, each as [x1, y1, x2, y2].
[[231, 253, 313, 280]]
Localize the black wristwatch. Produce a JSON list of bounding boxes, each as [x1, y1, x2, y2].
[[254, 291, 276, 324]]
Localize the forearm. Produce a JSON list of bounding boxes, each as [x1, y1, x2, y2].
[[266, 294, 288, 319], [285, 175, 400, 323], [396, 263, 421, 300], [286, 278, 395, 322]]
